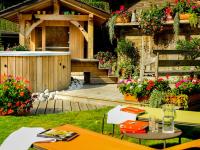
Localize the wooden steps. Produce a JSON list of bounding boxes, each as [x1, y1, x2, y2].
[[71, 58, 118, 84]]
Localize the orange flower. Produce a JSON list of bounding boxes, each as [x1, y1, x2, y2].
[[7, 109, 14, 115], [20, 92, 24, 97]]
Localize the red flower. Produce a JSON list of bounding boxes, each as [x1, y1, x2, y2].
[[7, 109, 14, 115], [158, 78, 164, 82], [175, 0, 179, 4], [16, 101, 21, 107], [20, 92, 24, 97], [166, 74, 170, 79]]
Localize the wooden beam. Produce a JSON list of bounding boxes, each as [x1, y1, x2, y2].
[[30, 29, 36, 51], [42, 25, 46, 51], [38, 21, 70, 27], [87, 14, 94, 59], [53, 0, 60, 15], [19, 14, 26, 46], [70, 21, 88, 42], [34, 14, 89, 21], [25, 19, 44, 37]]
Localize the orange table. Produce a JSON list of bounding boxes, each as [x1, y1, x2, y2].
[[33, 124, 154, 150]]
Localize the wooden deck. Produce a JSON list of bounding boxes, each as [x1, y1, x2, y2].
[[31, 99, 106, 115]]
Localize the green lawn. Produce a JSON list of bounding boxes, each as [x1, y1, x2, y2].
[[0, 107, 199, 149]]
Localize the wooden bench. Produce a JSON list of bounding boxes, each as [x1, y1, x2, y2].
[[153, 50, 200, 78]]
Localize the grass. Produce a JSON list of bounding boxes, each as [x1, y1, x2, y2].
[[0, 107, 199, 149]]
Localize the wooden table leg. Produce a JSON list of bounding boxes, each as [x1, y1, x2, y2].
[[163, 140, 166, 148], [120, 134, 124, 140], [139, 139, 141, 144], [112, 124, 115, 136], [179, 136, 182, 144]]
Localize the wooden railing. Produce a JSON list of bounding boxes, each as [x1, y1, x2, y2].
[[153, 50, 200, 77]]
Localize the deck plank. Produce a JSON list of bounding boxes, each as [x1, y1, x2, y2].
[[31, 101, 40, 115], [45, 100, 55, 114], [63, 100, 72, 112], [86, 103, 97, 110], [54, 100, 63, 113], [70, 101, 80, 111], [78, 102, 89, 111], [37, 101, 48, 114]]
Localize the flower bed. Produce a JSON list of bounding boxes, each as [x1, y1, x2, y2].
[[118, 76, 200, 110], [0, 75, 34, 115]]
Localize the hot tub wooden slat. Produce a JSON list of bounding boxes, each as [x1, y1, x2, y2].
[[1, 56, 8, 75], [42, 56, 49, 90], [53, 56, 58, 91], [8, 57, 15, 75], [36, 56, 43, 92], [0, 53, 71, 92], [48, 56, 54, 91], [15, 56, 23, 77]]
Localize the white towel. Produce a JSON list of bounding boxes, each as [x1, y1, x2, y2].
[[107, 105, 137, 124], [0, 127, 56, 150]]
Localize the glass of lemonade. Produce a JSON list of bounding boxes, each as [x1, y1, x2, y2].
[[162, 104, 175, 133]]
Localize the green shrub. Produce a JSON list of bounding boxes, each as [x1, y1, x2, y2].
[[149, 90, 166, 108]]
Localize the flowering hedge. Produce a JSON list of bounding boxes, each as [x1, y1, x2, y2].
[[0, 75, 33, 115]]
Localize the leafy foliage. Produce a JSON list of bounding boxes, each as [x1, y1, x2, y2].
[[139, 5, 165, 35], [176, 38, 200, 60], [11, 45, 27, 51], [149, 90, 166, 108], [115, 39, 140, 78]]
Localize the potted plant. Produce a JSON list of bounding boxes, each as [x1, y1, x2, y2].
[[165, 93, 188, 110], [117, 78, 170, 102], [115, 39, 140, 79], [94, 51, 116, 69], [107, 6, 131, 43], [138, 5, 165, 35], [0, 75, 34, 115], [149, 90, 166, 108], [173, 77, 200, 110]]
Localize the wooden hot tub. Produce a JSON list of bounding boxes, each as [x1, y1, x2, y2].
[[0, 51, 71, 92]]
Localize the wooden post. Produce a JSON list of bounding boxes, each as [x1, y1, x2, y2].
[[140, 36, 145, 81], [30, 29, 36, 51], [53, 0, 60, 15], [155, 52, 159, 79], [88, 14, 94, 59], [42, 25, 46, 51], [19, 14, 26, 46]]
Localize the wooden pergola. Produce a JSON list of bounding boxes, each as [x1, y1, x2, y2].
[[0, 0, 110, 58]]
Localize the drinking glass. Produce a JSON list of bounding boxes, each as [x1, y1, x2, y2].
[[162, 104, 175, 133]]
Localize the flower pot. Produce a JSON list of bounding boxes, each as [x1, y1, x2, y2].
[[123, 16, 131, 23], [115, 16, 125, 23], [124, 94, 148, 102], [179, 13, 191, 20], [124, 94, 138, 101], [188, 94, 200, 111]]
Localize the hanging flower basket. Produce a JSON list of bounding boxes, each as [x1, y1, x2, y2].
[[115, 15, 125, 23]]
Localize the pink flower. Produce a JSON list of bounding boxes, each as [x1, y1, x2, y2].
[[192, 5, 198, 10], [120, 5, 125, 11]]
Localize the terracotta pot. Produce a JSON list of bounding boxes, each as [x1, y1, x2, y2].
[[124, 94, 149, 102], [188, 94, 200, 111], [123, 16, 131, 23], [115, 16, 124, 23], [179, 13, 191, 20]]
